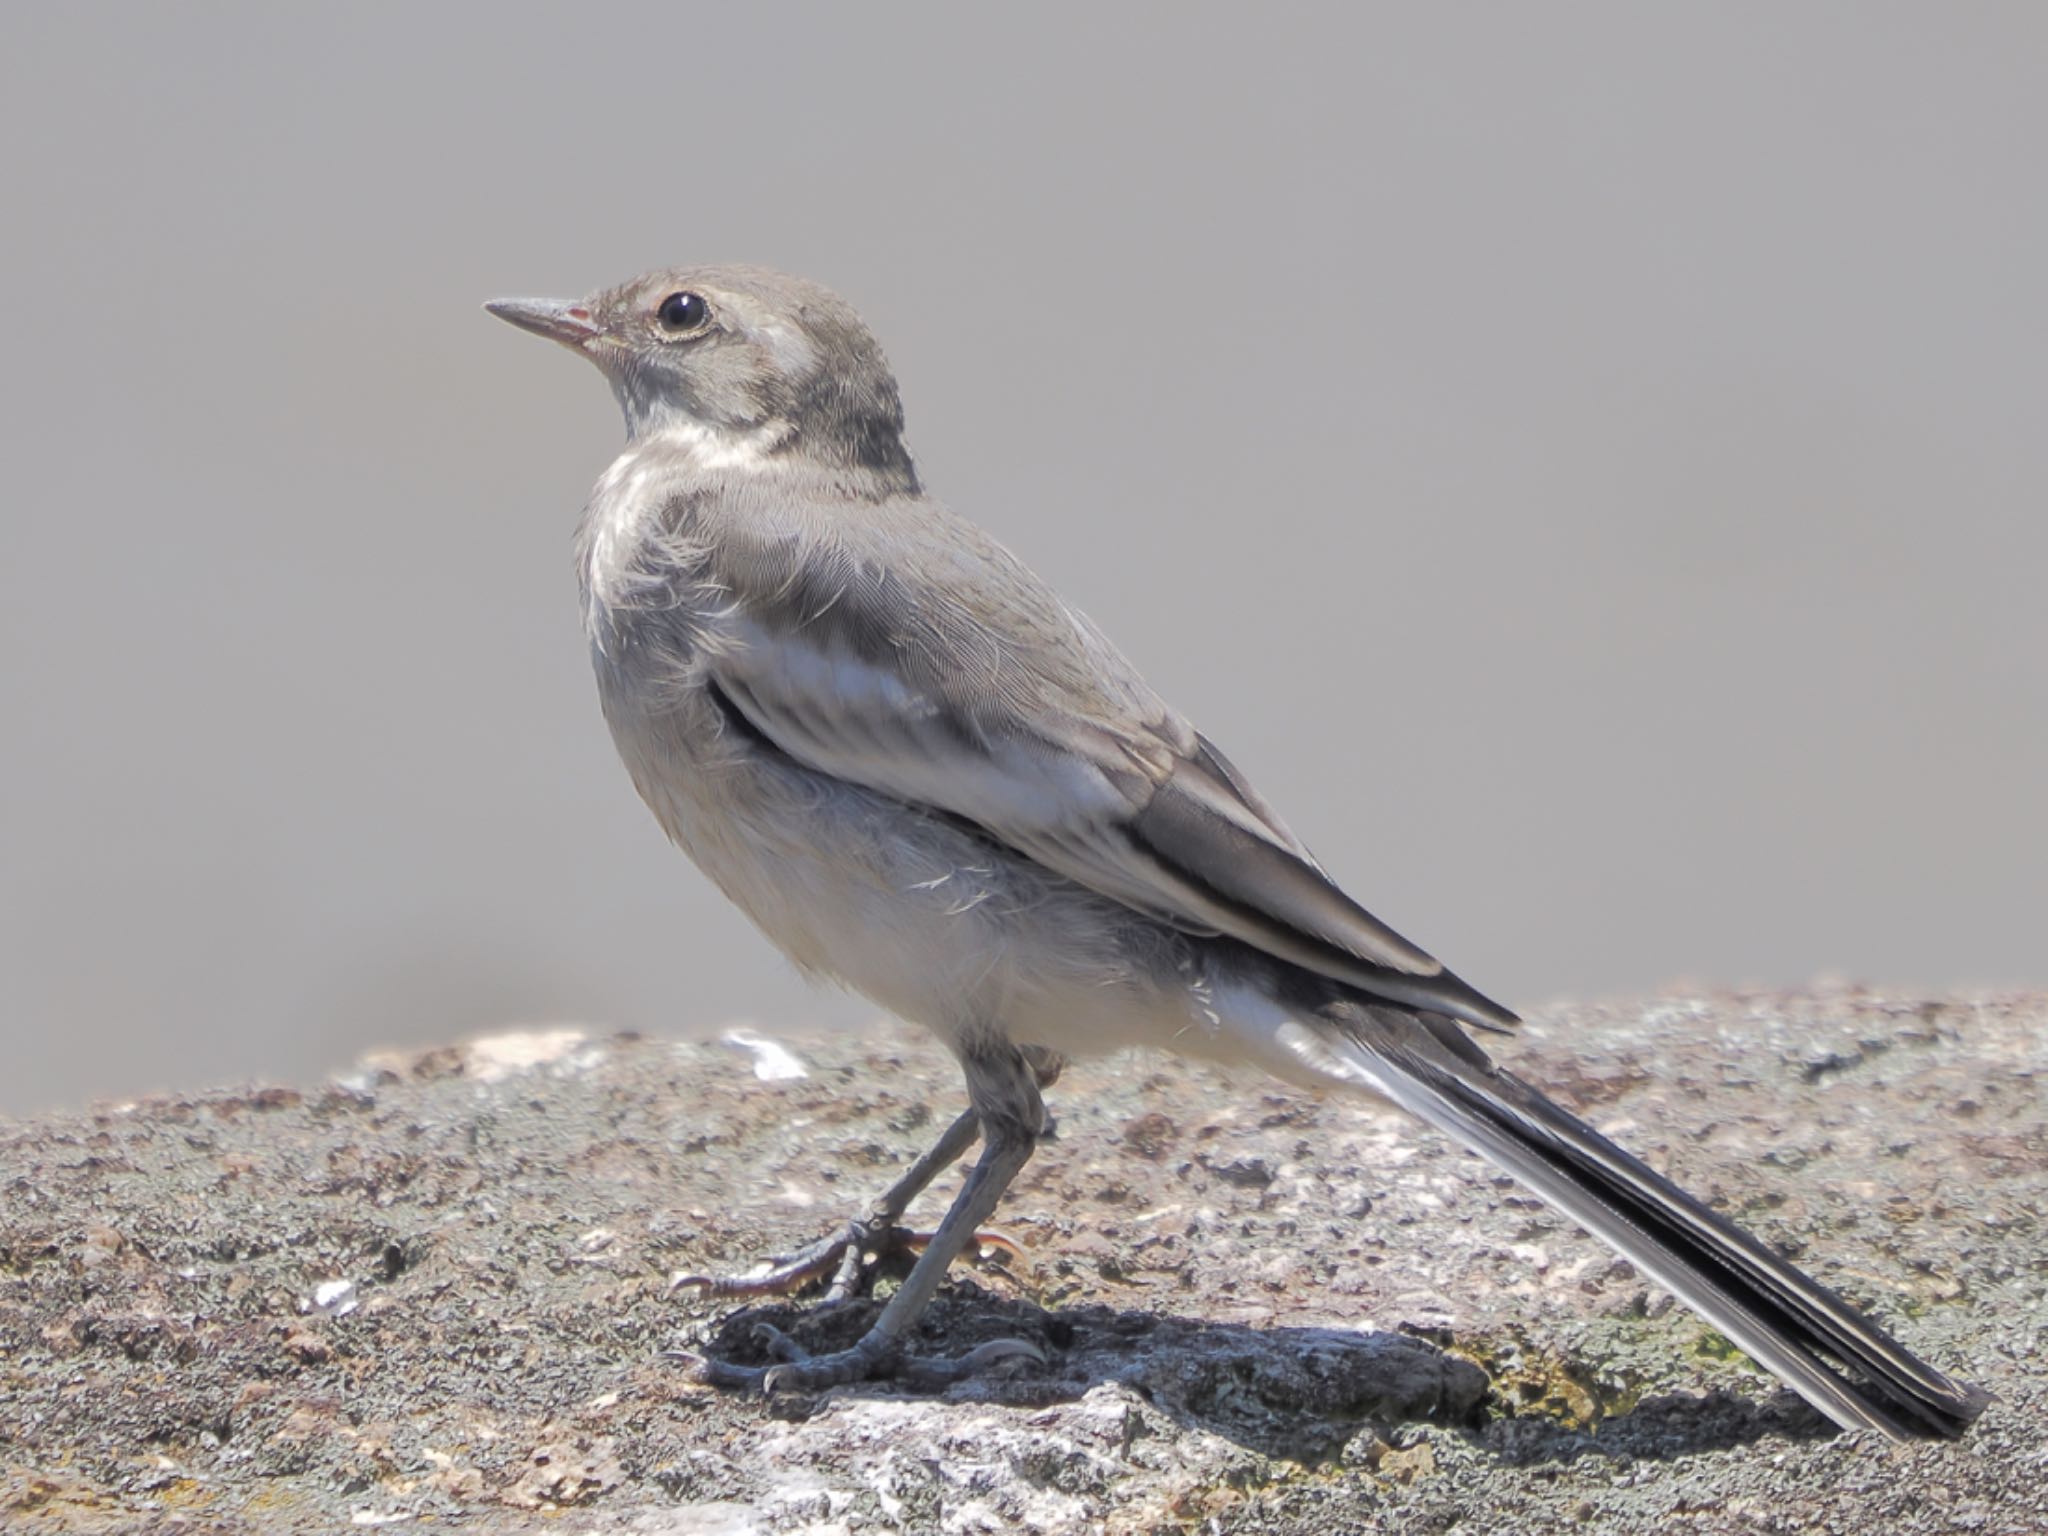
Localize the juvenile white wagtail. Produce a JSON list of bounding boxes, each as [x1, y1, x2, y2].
[[486, 267, 1985, 1439]]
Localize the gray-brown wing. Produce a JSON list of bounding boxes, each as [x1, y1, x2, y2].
[[1118, 736, 1518, 1029], [702, 496, 1519, 1032]]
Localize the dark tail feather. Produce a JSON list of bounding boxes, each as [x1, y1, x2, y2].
[[1323, 1006, 1990, 1441]]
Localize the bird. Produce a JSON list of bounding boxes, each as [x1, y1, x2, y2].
[[485, 266, 1987, 1440]]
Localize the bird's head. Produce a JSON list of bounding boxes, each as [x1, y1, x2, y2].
[[486, 265, 914, 486]]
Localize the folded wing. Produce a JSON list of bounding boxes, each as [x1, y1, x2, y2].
[[702, 501, 1519, 1033]]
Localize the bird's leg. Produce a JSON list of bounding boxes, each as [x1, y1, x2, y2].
[[676, 1042, 1052, 1392], [685, 1115, 1040, 1391], [669, 1107, 982, 1302]]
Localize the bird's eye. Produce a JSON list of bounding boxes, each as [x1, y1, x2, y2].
[[656, 291, 709, 333]]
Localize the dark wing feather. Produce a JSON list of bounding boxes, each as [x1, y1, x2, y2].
[[1129, 749, 1519, 1029], [699, 494, 1518, 1032]]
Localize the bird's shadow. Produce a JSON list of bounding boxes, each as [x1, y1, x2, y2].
[[691, 1280, 1839, 1465]]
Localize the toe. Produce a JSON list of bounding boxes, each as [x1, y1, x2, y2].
[[751, 1322, 808, 1363], [661, 1348, 767, 1390], [895, 1337, 1046, 1388]]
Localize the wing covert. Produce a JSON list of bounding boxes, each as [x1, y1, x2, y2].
[[699, 498, 1519, 1032]]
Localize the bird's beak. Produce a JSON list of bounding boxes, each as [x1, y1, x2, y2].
[[484, 297, 603, 348]]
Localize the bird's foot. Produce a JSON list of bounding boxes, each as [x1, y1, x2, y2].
[[669, 1219, 1023, 1304], [668, 1218, 887, 1303], [667, 1321, 1044, 1394]]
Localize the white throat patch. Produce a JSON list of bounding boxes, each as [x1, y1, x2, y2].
[[657, 417, 787, 473], [579, 418, 786, 641]]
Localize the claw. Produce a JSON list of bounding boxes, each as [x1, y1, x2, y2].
[[761, 1340, 892, 1394], [667, 1206, 1043, 1394], [661, 1347, 768, 1391], [894, 1337, 1046, 1388], [668, 1222, 871, 1299], [669, 1258, 837, 1299], [669, 1221, 1026, 1304]]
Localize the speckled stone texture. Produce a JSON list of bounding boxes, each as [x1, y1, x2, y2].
[[1, 986, 2040, 1534]]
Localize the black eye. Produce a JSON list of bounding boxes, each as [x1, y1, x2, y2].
[[656, 291, 709, 332]]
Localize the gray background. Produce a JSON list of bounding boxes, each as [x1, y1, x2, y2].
[[3, 5, 2042, 1117]]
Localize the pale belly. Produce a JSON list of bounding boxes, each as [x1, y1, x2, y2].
[[599, 680, 1210, 1062], [568, 453, 1384, 1101], [585, 653, 1359, 1100]]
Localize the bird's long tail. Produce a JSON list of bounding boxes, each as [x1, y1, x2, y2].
[[1313, 1003, 1989, 1440]]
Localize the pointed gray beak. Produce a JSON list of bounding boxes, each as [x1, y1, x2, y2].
[[484, 297, 602, 348]]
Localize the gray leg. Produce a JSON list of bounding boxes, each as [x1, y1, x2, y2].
[[669, 1108, 982, 1301], [677, 1040, 1050, 1392]]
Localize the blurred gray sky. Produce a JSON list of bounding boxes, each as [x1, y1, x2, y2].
[[2, 5, 2043, 1116]]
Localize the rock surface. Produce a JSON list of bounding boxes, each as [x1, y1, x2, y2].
[[1, 987, 2041, 1534]]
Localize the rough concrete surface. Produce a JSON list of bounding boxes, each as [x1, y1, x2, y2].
[[1, 986, 2041, 1534]]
